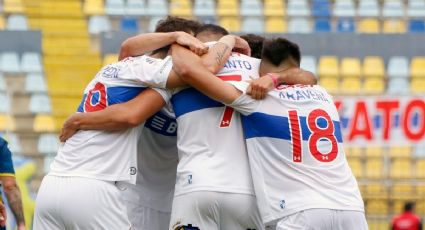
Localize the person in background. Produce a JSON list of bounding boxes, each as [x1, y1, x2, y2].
[[392, 202, 423, 230], [0, 137, 26, 230]]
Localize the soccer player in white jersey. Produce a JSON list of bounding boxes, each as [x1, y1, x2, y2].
[[171, 38, 367, 230], [33, 18, 207, 229]]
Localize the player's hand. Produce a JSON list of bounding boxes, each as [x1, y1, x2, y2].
[[59, 114, 79, 142], [246, 75, 275, 100], [0, 202, 6, 227], [233, 36, 251, 57], [175, 32, 208, 56]]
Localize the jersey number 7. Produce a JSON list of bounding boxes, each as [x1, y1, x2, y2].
[[218, 75, 242, 128]]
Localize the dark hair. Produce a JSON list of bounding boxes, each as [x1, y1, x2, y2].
[[404, 202, 415, 212], [153, 16, 203, 54], [240, 34, 265, 59], [261, 38, 301, 67], [195, 24, 229, 37]]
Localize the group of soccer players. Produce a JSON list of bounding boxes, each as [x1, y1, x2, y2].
[[33, 16, 367, 230]]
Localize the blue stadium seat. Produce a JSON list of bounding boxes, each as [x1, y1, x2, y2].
[[312, 0, 331, 17], [240, 0, 262, 17], [409, 20, 425, 33], [315, 19, 331, 32], [21, 52, 43, 73], [126, 0, 146, 15], [337, 18, 355, 33], [120, 17, 139, 33], [241, 17, 264, 33], [193, 0, 215, 16], [25, 73, 47, 93], [29, 94, 51, 114]]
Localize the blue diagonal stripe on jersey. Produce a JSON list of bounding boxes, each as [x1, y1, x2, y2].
[[241, 112, 343, 143], [171, 88, 224, 118], [144, 110, 177, 136], [77, 86, 146, 112]]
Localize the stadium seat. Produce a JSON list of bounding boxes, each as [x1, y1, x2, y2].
[[120, 17, 139, 33], [265, 17, 287, 33], [240, 0, 262, 17], [6, 14, 28, 31], [365, 146, 384, 157], [38, 133, 59, 155], [388, 56, 409, 78], [416, 200, 425, 215], [414, 142, 425, 157], [0, 93, 10, 113], [0, 115, 16, 131], [241, 17, 264, 33], [197, 16, 217, 24], [365, 183, 388, 198], [418, 185, 425, 197], [3, 0, 24, 13], [365, 158, 383, 179], [88, 16, 111, 34], [318, 56, 339, 77], [345, 147, 363, 157], [319, 77, 339, 93], [341, 58, 361, 78], [4, 133, 21, 154], [383, 19, 407, 33], [287, 0, 310, 17], [0, 52, 21, 73], [315, 19, 331, 33], [312, 0, 331, 17], [333, 0, 356, 17], [407, 0, 425, 17], [366, 199, 389, 215], [0, 16, 5, 30], [29, 94, 51, 114], [388, 78, 410, 94], [357, 18, 380, 33], [357, 0, 380, 17], [389, 146, 412, 158], [83, 0, 105, 15], [416, 159, 425, 179], [33, 115, 56, 132], [125, 0, 145, 15], [288, 18, 312, 33], [347, 157, 363, 178], [411, 78, 425, 92], [219, 17, 241, 33], [341, 78, 361, 93], [300, 56, 317, 75], [410, 57, 425, 78], [390, 158, 412, 179], [21, 52, 43, 73], [368, 219, 390, 230], [103, 54, 118, 66], [382, 0, 405, 17], [364, 78, 385, 94], [409, 20, 425, 33], [0, 74, 5, 92], [217, 0, 239, 17], [25, 73, 47, 93], [263, 0, 285, 17], [146, 0, 168, 16], [337, 18, 355, 33], [363, 56, 385, 78], [194, 0, 216, 16], [105, 0, 125, 15], [170, 0, 192, 17], [391, 183, 414, 198]]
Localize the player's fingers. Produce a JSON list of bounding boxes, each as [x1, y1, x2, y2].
[[246, 85, 252, 95]]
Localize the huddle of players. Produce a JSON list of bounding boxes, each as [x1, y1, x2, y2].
[[33, 16, 367, 230]]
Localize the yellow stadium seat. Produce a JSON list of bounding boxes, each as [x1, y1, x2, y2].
[[366, 146, 384, 157], [4, 0, 24, 13], [0, 115, 16, 131], [318, 56, 339, 78], [389, 146, 411, 158], [368, 219, 389, 230], [217, 0, 239, 17], [391, 183, 414, 198], [103, 54, 119, 66], [416, 200, 425, 215], [340, 78, 361, 94], [265, 17, 287, 33], [417, 185, 425, 197], [33, 115, 56, 132], [83, 0, 105, 15], [366, 199, 389, 215], [345, 147, 363, 157], [219, 17, 241, 32], [383, 19, 407, 33], [365, 158, 383, 179], [410, 57, 425, 78], [416, 159, 425, 179], [170, 0, 193, 17], [341, 58, 362, 78], [364, 78, 385, 94], [264, 0, 285, 17], [410, 78, 425, 93], [390, 158, 412, 179], [51, 97, 82, 117], [365, 184, 388, 198], [0, 16, 5, 30], [363, 56, 385, 78], [358, 19, 380, 34], [319, 77, 339, 93], [347, 157, 363, 179]]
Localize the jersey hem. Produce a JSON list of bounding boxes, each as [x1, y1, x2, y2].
[[174, 186, 255, 197], [48, 172, 134, 184]]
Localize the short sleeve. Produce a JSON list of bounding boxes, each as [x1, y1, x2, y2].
[[0, 138, 15, 176], [152, 88, 172, 104], [132, 55, 173, 89], [226, 81, 260, 116]]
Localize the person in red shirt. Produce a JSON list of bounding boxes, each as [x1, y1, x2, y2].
[[392, 202, 423, 230]]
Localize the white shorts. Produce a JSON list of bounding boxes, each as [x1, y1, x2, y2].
[[33, 175, 132, 230], [125, 200, 171, 230], [169, 191, 264, 230], [267, 209, 367, 230]]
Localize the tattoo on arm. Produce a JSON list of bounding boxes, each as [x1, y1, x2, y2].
[[214, 45, 229, 65], [5, 187, 25, 225]]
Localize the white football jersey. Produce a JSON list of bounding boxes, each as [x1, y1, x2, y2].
[[50, 55, 172, 184], [124, 103, 178, 212], [229, 82, 364, 224], [169, 53, 261, 196]]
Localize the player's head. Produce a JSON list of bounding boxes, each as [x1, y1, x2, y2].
[[404, 202, 415, 212], [152, 16, 203, 54], [240, 34, 265, 59], [195, 24, 229, 42], [259, 37, 301, 76]]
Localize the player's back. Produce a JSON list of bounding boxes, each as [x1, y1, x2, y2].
[[170, 53, 260, 196], [230, 83, 364, 224]]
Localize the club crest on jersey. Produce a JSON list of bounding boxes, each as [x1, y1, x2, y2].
[[279, 199, 286, 209], [101, 66, 119, 79], [187, 174, 193, 184], [129, 167, 137, 175]]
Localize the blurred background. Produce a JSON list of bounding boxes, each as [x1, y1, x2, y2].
[[0, 0, 424, 229]]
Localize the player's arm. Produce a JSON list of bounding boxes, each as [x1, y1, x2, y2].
[[59, 89, 166, 142], [119, 32, 207, 60], [0, 176, 25, 229], [0, 198, 5, 228]]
